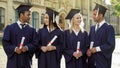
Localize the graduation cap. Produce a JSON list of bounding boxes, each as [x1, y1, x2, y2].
[[46, 7, 59, 23], [65, 9, 80, 20], [94, 3, 107, 17], [16, 4, 32, 13]]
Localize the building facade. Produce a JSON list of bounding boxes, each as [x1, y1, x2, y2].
[[0, 0, 120, 35]]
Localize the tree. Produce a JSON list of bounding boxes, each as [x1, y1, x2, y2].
[[111, 0, 120, 17]]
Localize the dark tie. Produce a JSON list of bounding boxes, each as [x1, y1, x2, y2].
[[20, 24, 25, 29], [96, 24, 99, 31]]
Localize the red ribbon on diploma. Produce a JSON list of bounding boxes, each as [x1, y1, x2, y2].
[[47, 35, 58, 46]]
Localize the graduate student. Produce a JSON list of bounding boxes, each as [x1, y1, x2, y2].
[[63, 9, 89, 68], [2, 4, 37, 68], [87, 3, 115, 68], [37, 7, 63, 68]]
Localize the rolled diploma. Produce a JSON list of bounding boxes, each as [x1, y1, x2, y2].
[[47, 35, 58, 46], [19, 37, 25, 49], [90, 41, 94, 49], [77, 41, 80, 53]]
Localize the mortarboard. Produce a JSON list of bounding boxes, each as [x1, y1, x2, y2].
[[65, 9, 80, 20], [16, 4, 32, 13], [94, 2, 107, 17], [46, 7, 59, 23]]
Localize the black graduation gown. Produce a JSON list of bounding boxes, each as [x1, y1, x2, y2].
[[63, 30, 89, 68], [88, 23, 115, 68], [37, 27, 63, 68], [2, 23, 37, 68]]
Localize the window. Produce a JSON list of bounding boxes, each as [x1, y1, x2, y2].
[[15, 10, 18, 22], [32, 12, 39, 29], [0, 7, 5, 31]]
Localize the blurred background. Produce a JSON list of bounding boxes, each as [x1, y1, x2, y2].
[[0, 0, 120, 68]]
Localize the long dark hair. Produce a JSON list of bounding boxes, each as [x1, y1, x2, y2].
[[43, 14, 59, 29]]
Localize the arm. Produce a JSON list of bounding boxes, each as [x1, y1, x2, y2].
[[63, 31, 74, 62], [2, 25, 16, 58], [25, 28, 38, 58], [100, 25, 115, 57]]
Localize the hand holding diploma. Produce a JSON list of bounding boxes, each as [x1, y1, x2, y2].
[[87, 41, 94, 57], [41, 46, 48, 53], [41, 45, 56, 52], [76, 41, 80, 53], [19, 37, 25, 49], [47, 35, 57, 51], [89, 41, 97, 53], [16, 37, 25, 54], [73, 51, 82, 59], [22, 46, 28, 52], [16, 47, 22, 54], [90, 41, 94, 49], [73, 41, 82, 59], [41, 35, 57, 52], [47, 35, 57, 46]]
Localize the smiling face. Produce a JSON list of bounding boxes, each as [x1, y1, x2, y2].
[[72, 13, 81, 26], [92, 10, 104, 23], [93, 10, 99, 22], [20, 11, 31, 23], [24, 11, 31, 23], [44, 14, 49, 26]]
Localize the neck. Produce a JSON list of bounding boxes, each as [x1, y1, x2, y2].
[[97, 17, 104, 23], [49, 23, 54, 29], [73, 24, 80, 32]]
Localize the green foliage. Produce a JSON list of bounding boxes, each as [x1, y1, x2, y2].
[[111, 0, 120, 17]]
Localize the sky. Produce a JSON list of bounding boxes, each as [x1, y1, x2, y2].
[[105, 0, 111, 5]]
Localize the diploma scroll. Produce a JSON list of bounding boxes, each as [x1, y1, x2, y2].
[[76, 41, 80, 53], [47, 35, 58, 46], [19, 37, 25, 49], [90, 41, 94, 49]]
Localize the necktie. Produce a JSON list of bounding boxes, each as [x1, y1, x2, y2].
[[20, 24, 25, 29], [96, 24, 99, 31]]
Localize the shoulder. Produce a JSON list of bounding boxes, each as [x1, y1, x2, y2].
[[90, 25, 95, 29], [56, 28, 63, 34], [26, 26, 37, 33], [4, 25, 11, 32], [4, 23, 17, 30], [89, 25, 95, 32], [64, 29, 69, 33], [107, 24, 114, 31], [105, 23, 114, 29], [63, 29, 70, 36], [104, 23, 115, 34], [10, 22, 17, 27], [83, 31, 88, 35], [37, 27, 45, 33]]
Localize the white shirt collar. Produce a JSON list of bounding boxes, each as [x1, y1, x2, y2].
[[72, 28, 79, 36], [47, 26, 55, 32], [98, 19, 105, 28], [17, 20, 28, 29], [95, 19, 106, 30]]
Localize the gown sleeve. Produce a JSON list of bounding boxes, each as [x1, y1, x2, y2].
[[100, 25, 115, 58], [2, 25, 16, 58], [63, 30, 74, 62]]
